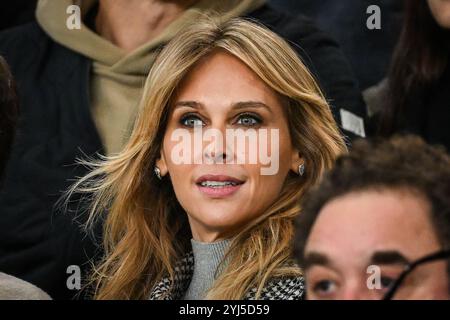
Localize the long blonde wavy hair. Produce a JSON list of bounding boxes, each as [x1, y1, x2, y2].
[[67, 17, 347, 300]]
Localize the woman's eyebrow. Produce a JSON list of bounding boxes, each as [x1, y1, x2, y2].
[[173, 100, 273, 113], [173, 101, 203, 109], [232, 101, 273, 114]]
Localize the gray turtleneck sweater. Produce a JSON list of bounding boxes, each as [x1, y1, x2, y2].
[[0, 273, 51, 300], [183, 239, 230, 300]]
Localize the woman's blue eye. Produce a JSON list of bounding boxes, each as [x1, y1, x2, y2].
[[236, 114, 262, 127], [180, 115, 205, 128]]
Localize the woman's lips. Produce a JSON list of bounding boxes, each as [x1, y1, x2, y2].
[[195, 175, 245, 198]]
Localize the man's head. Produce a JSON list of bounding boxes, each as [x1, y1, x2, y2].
[[295, 136, 450, 300], [0, 56, 18, 180]]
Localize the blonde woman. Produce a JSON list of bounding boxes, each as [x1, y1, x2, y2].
[[68, 18, 347, 300]]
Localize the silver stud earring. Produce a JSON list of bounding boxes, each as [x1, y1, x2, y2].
[[154, 166, 162, 180], [298, 163, 305, 176]]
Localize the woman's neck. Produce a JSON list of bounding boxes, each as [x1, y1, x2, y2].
[[184, 239, 231, 300], [95, 0, 197, 53]]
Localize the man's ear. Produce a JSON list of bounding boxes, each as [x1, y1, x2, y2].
[[290, 149, 304, 175], [155, 150, 169, 177]]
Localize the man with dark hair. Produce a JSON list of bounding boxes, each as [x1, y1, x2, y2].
[[295, 135, 450, 300]]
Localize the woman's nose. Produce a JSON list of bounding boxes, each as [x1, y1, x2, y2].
[[203, 138, 234, 164], [204, 148, 228, 163], [200, 126, 234, 164]]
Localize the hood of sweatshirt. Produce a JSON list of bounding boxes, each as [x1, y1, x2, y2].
[[36, 0, 266, 79]]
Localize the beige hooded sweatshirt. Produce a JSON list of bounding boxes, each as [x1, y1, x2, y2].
[[36, 0, 265, 155]]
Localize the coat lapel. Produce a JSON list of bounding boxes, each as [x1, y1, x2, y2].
[[149, 252, 305, 300]]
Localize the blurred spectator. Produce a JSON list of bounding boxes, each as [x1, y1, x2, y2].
[[365, 0, 450, 151], [0, 0, 364, 299], [295, 136, 450, 300], [270, 0, 403, 90], [1, 56, 51, 300]]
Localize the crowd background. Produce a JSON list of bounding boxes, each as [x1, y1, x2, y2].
[[0, 0, 449, 301], [0, 0, 403, 91]]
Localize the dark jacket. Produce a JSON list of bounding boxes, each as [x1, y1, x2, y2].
[[0, 4, 365, 300], [149, 252, 304, 300], [272, 0, 404, 90]]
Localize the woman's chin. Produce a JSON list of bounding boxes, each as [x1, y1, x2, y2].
[[191, 208, 253, 235]]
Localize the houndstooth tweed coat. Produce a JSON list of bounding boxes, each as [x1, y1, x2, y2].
[[148, 252, 305, 300]]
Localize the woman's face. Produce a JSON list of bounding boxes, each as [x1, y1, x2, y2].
[[428, 0, 450, 28], [157, 50, 303, 242]]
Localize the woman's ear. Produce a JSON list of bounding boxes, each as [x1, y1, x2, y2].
[[155, 150, 169, 178], [290, 149, 305, 175]]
